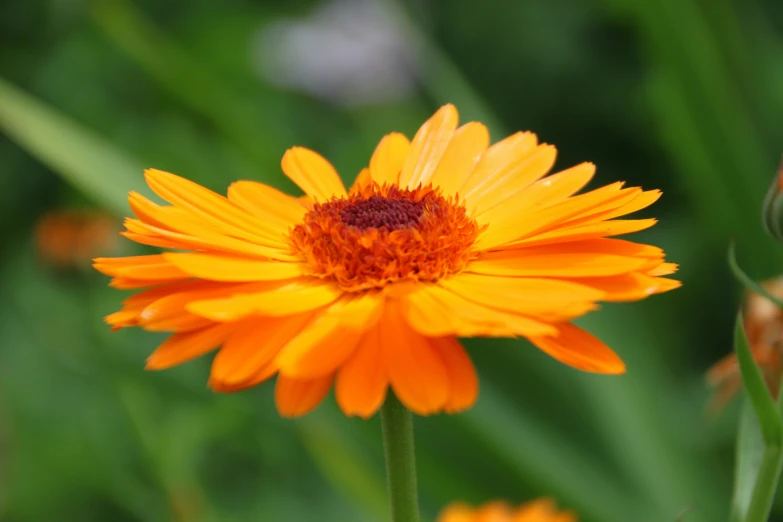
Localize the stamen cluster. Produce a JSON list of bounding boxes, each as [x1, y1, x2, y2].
[[290, 183, 482, 292]]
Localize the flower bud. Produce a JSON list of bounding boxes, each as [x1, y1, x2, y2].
[[762, 158, 783, 242]]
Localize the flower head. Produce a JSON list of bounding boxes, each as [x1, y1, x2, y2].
[[707, 277, 783, 414], [95, 104, 679, 418], [37, 209, 119, 269], [438, 499, 576, 522]]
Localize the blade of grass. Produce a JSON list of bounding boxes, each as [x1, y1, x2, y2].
[[734, 312, 781, 446], [0, 76, 146, 214], [745, 447, 783, 522]]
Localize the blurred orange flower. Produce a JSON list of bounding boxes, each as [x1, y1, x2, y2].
[[707, 277, 783, 413], [95, 104, 678, 418], [35, 209, 119, 268], [438, 499, 576, 522]]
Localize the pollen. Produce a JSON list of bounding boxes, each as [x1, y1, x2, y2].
[[290, 183, 483, 292]]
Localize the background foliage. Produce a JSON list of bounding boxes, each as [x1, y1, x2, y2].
[[1, 0, 783, 521]]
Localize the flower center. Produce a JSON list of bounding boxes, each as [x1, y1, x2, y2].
[[290, 184, 482, 292], [338, 196, 425, 231]]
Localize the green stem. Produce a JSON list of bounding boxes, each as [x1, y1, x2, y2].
[[745, 445, 783, 522], [380, 392, 420, 522]]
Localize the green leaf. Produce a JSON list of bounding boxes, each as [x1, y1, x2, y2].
[[0, 76, 146, 215], [730, 401, 766, 522], [729, 315, 783, 522], [728, 243, 783, 309], [733, 312, 782, 446]]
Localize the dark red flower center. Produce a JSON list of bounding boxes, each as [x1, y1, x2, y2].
[[339, 195, 425, 231]]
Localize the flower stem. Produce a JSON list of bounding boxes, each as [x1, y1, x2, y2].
[[745, 444, 783, 522], [380, 392, 420, 522]]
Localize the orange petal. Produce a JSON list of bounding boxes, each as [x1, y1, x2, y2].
[[380, 302, 449, 415], [275, 373, 334, 417], [429, 337, 478, 412], [163, 252, 305, 282], [648, 262, 678, 276], [399, 104, 459, 189], [210, 314, 313, 386], [706, 352, 739, 386], [499, 237, 664, 258], [528, 323, 625, 374], [475, 162, 595, 249], [281, 147, 347, 201], [121, 230, 189, 250], [466, 144, 558, 215], [209, 371, 272, 393], [467, 245, 651, 278], [227, 180, 307, 226], [106, 280, 219, 330], [105, 310, 140, 330], [276, 317, 363, 379], [142, 312, 212, 333], [512, 181, 634, 228], [187, 279, 343, 322], [477, 182, 640, 247], [475, 502, 514, 520], [137, 282, 255, 330], [514, 218, 658, 247], [567, 188, 662, 225], [515, 498, 576, 522], [440, 273, 604, 322], [458, 131, 540, 202], [124, 201, 297, 260], [146, 323, 234, 370], [128, 191, 189, 230], [94, 254, 190, 281], [401, 284, 556, 337], [350, 168, 373, 194], [120, 279, 223, 307], [335, 326, 388, 418], [144, 169, 290, 247], [369, 133, 411, 186], [428, 122, 490, 196], [108, 277, 189, 290], [276, 293, 384, 378], [436, 503, 477, 522], [566, 273, 681, 302]]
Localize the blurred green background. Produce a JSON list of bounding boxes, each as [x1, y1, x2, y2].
[[1, 0, 782, 520]]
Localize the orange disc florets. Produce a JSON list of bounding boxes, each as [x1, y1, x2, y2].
[[290, 183, 482, 292]]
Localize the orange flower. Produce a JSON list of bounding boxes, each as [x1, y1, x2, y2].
[[36, 209, 119, 268], [94, 105, 679, 418], [707, 277, 783, 413], [438, 499, 577, 522]]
